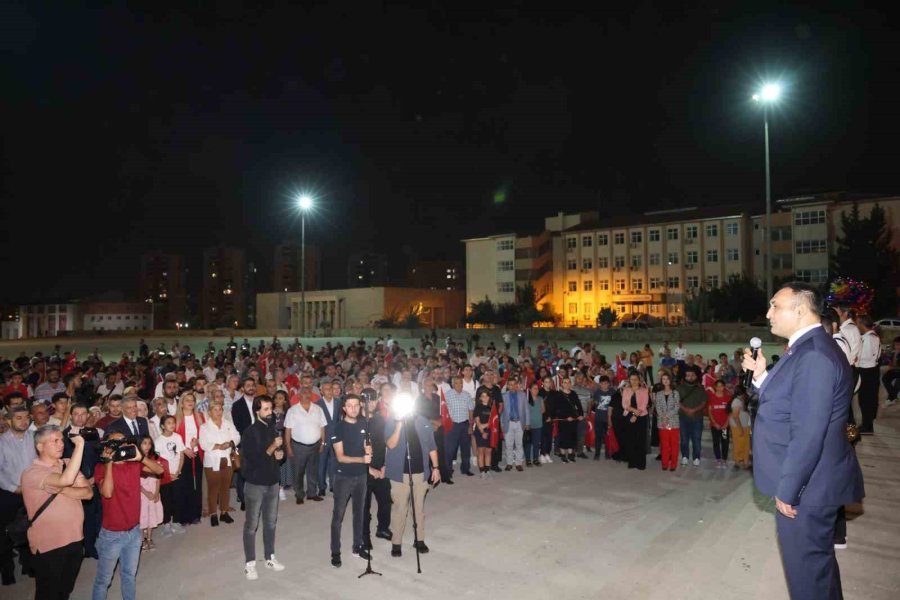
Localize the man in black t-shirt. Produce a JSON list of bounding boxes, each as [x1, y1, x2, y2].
[[329, 395, 372, 568], [361, 389, 391, 550]]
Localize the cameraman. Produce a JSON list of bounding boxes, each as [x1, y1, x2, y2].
[[92, 432, 163, 600], [240, 396, 286, 581], [63, 403, 103, 559]]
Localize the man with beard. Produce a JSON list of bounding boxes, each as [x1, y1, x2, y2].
[[676, 367, 706, 467]]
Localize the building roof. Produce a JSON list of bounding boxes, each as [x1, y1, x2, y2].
[[562, 203, 760, 233]]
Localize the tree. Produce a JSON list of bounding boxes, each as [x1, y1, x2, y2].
[[832, 203, 899, 316], [684, 287, 713, 325], [707, 274, 768, 322], [597, 307, 617, 328], [401, 310, 422, 330], [466, 297, 497, 325]]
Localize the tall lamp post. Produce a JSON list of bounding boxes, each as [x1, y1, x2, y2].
[[297, 194, 313, 337], [752, 83, 781, 301]]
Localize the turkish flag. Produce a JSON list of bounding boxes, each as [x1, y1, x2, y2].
[[585, 411, 596, 450], [61, 352, 77, 375], [489, 403, 500, 449], [439, 387, 453, 433]]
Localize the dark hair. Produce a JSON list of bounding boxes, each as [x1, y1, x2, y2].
[[242, 377, 256, 387], [779, 281, 824, 317], [138, 435, 158, 459], [252, 395, 272, 413], [821, 307, 840, 331], [857, 314, 875, 330], [4, 391, 25, 407], [598, 375, 610, 383], [343, 393, 361, 404], [71, 403, 89, 413], [62, 373, 79, 388], [51, 392, 69, 404], [8, 404, 28, 416], [160, 414, 176, 427]]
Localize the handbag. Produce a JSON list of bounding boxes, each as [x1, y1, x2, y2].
[[5, 493, 58, 548], [230, 448, 241, 471]]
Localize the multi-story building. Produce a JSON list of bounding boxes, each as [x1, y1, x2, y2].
[[201, 246, 248, 328], [406, 260, 464, 291], [81, 302, 152, 332], [348, 252, 389, 288], [139, 252, 188, 329], [18, 303, 79, 337], [272, 243, 321, 293]]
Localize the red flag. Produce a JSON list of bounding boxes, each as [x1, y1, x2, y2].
[[614, 355, 628, 385], [439, 387, 453, 433], [489, 402, 500, 449], [585, 411, 596, 450], [61, 352, 78, 375]]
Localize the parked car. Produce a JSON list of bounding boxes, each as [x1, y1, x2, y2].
[[875, 318, 900, 328]]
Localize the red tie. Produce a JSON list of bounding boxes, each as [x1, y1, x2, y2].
[[784, 344, 790, 352]]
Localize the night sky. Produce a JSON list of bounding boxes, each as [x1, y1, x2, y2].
[[3, 2, 899, 302]]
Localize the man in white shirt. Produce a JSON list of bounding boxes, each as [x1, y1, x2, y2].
[[148, 397, 169, 439], [203, 358, 219, 383], [461, 365, 478, 398], [673, 341, 688, 373], [835, 304, 862, 368], [161, 376, 180, 416], [857, 315, 882, 435], [96, 370, 125, 400], [284, 395, 327, 503]]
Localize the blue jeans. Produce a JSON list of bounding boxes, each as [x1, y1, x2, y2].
[[93, 525, 141, 600], [680, 418, 703, 460], [243, 482, 279, 562], [527, 426, 542, 461], [594, 414, 609, 457]]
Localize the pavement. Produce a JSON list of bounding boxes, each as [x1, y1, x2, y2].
[[5, 401, 900, 599]]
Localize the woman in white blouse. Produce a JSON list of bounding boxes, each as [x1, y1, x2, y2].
[[199, 402, 241, 526]]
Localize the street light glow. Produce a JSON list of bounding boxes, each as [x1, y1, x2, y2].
[[298, 195, 313, 210], [753, 83, 781, 103]]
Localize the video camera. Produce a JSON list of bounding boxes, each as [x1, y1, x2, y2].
[[67, 427, 100, 442], [97, 436, 140, 463]]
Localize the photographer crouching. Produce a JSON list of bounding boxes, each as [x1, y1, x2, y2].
[[91, 431, 164, 600]]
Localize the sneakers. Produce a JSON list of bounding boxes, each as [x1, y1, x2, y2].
[[170, 523, 186, 534], [352, 547, 372, 560], [560, 455, 569, 463], [884, 399, 897, 407], [331, 553, 342, 568], [210, 515, 219, 527], [265, 556, 286, 571], [220, 512, 234, 524], [245, 561, 258, 581], [834, 538, 848, 550], [693, 458, 700, 467], [161, 524, 173, 538], [545, 454, 554, 464], [391, 544, 402, 557], [681, 457, 688, 466], [413, 540, 430, 554], [279, 488, 287, 502]]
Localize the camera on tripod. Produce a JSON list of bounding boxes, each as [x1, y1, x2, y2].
[[97, 436, 139, 462]]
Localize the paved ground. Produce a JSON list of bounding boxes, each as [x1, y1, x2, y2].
[[6, 398, 899, 599]]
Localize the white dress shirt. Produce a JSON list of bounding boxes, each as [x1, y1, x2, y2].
[[199, 419, 241, 470], [840, 319, 862, 366], [284, 402, 327, 444], [858, 331, 882, 368]]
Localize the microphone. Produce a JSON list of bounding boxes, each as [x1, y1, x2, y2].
[[742, 337, 763, 388]]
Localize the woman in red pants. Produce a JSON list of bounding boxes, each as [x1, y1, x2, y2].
[[654, 371, 680, 471]]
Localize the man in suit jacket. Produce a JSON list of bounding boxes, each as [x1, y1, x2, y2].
[[106, 397, 150, 438], [315, 379, 342, 496], [743, 282, 864, 600], [231, 377, 258, 438]]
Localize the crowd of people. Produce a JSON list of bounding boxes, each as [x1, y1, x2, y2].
[[0, 316, 895, 598]]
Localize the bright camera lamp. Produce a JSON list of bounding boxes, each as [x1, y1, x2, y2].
[[393, 392, 415, 419]]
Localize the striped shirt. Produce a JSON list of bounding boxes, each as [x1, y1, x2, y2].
[[444, 388, 474, 423]]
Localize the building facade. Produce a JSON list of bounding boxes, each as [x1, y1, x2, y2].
[[18, 303, 78, 338], [81, 302, 152, 332], [273, 243, 321, 293], [139, 251, 188, 329], [347, 252, 389, 287], [201, 246, 248, 328], [406, 260, 464, 291]]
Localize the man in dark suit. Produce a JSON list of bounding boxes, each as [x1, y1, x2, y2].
[[743, 282, 864, 600], [315, 379, 342, 496], [231, 377, 258, 508], [106, 396, 150, 438]]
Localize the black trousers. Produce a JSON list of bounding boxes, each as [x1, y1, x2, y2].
[[160, 482, 176, 524], [330, 474, 366, 554], [858, 366, 880, 431], [175, 455, 203, 524], [82, 487, 102, 557], [711, 427, 730, 461], [32, 540, 83, 600], [0, 489, 30, 579], [625, 416, 648, 470], [433, 427, 450, 481], [363, 476, 392, 542]]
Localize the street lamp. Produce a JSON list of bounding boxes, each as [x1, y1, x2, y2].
[[752, 83, 781, 301], [297, 194, 314, 337]]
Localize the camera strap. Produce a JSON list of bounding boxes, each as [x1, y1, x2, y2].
[[30, 493, 59, 526]]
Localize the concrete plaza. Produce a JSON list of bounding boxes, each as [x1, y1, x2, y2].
[[6, 403, 900, 600]]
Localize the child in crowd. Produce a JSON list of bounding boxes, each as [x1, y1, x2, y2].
[[139, 435, 165, 550], [729, 388, 752, 470], [154, 415, 186, 536]]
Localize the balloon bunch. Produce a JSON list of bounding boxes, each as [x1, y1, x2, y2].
[[826, 277, 874, 314]]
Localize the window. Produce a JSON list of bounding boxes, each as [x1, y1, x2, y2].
[[796, 240, 827, 254], [631, 255, 642, 268], [568, 281, 577, 292], [566, 237, 577, 249], [496, 239, 514, 251], [649, 303, 660, 314], [583, 303, 593, 316], [582, 258, 593, 270], [686, 275, 699, 289], [727, 248, 739, 261], [794, 210, 826, 226], [795, 268, 828, 283], [598, 280, 610, 290], [649, 253, 661, 266], [568, 303, 578, 314], [649, 229, 661, 242], [614, 256, 625, 268], [597, 256, 609, 268], [649, 277, 662, 289], [773, 254, 793, 269], [615, 279, 626, 291], [583, 280, 593, 291], [567, 259, 577, 270], [614, 232, 625, 245], [705, 224, 718, 237], [631, 231, 642, 244], [685, 225, 698, 239], [669, 303, 682, 314], [632, 278, 643, 290], [582, 235, 593, 247], [706, 250, 719, 262], [771, 226, 792, 241], [726, 222, 739, 236], [498, 282, 515, 293], [707, 275, 720, 288], [667, 227, 679, 240], [667, 252, 679, 265], [597, 233, 609, 246], [497, 260, 514, 271], [686, 250, 698, 264], [667, 276, 680, 289]]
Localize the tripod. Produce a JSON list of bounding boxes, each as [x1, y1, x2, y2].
[[358, 402, 382, 579], [403, 416, 423, 574]]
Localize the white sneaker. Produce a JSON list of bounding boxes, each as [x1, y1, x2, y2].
[[161, 523, 173, 537], [834, 541, 848, 550], [245, 561, 258, 581], [171, 523, 186, 534], [693, 458, 700, 467], [279, 488, 287, 502], [265, 556, 286, 572], [680, 457, 688, 466], [546, 455, 554, 464], [884, 399, 897, 407]]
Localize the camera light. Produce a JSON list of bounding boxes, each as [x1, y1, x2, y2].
[[393, 392, 415, 419]]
